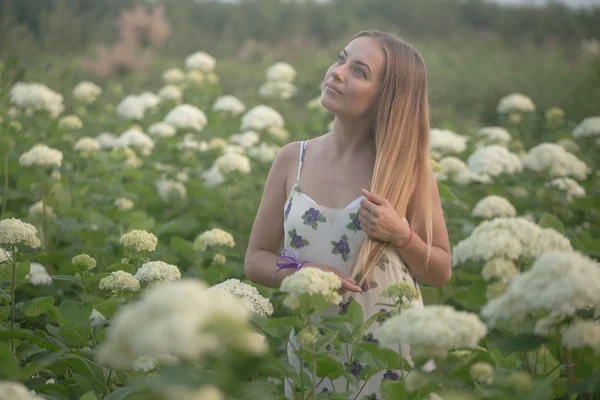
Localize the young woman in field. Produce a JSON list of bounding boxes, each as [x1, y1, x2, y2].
[[244, 30, 452, 398]]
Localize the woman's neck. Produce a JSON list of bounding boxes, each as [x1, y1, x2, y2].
[[328, 116, 375, 157]]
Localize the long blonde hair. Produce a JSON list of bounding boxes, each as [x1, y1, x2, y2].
[[348, 31, 433, 285]]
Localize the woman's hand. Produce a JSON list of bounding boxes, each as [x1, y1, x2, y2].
[[358, 188, 411, 247], [305, 262, 362, 293]]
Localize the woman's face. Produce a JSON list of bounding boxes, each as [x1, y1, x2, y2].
[[321, 36, 385, 119]]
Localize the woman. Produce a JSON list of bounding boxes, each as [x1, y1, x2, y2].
[[244, 30, 452, 398]]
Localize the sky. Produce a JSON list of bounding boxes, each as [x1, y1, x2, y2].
[[485, 0, 600, 7]]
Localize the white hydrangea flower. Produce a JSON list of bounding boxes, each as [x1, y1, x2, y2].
[[187, 70, 205, 84], [379, 305, 487, 358], [138, 92, 161, 110], [214, 152, 251, 175], [10, 82, 64, 118], [266, 125, 290, 142], [134, 261, 181, 288], [497, 93, 536, 113], [247, 142, 280, 163], [177, 134, 208, 152], [96, 279, 261, 369], [193, 228, 235, 251], [164, 104, 207, 132], [280, 267, 342, 309], [116, 95, 146, 120], [73, 81, 102, 104], [476, 126, 511, 147], [72, 254, 96, 271], [26, 262, 52, 286], [561, 319, 600, 356], [470, 362, 494, 384], [259, 80, 297, 100], [29, 201, 56, 219], [481, 258, 519, 283], [430, 128, 468, 154], [115, 128, 155, 156], [223, 144, 245, 154], [201, 165, 225, 188], [132, 355, 158, 372], [58, 115, 83, 130], [212, 95, 246, 115], [240, 105, 284, 132], [453, 169, 492, 185], [467, 145, 523, 177], [0, 218, 41, 249], [265, 62, 296, 83], [0, 381, 44, 400], [452, 217, 572, 266], [481, 251, 600, 325], [99, 271, 140, 293], [556, 138, 580, 153], [522, 143, 588, 180], [209, 279, 274, 316], [158, 85, 183, 103], [96, 132, 119, 149], [209, 137, 228, 151], [435, 156, 467, 181], [120, 229, 158, 252], [162, 68, 186, 85], [546, 177, 586, 201], [19, 144, 63, 168], [572, 116, 600, 139], [156, 179, 187, 202], [472, 195, 517, 219], [73, 137, 101, 156], [148, 122, 177, 138], [185, 51, 216, 72], [228, 131, 260, 148]]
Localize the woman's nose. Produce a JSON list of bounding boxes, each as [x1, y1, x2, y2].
[[331, 65, 345, 82]]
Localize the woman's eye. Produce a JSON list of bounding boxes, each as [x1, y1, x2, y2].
[[337, 55, 344, 63], [354, 67, 365, 77]]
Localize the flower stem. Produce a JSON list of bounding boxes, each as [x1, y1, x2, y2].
[[10, 253, 17, 352], [2, 153, 8, 217]]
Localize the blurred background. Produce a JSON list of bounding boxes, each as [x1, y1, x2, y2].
[[1, 0, 599, 131]]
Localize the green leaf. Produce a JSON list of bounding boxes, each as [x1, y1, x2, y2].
[[105, 263, 136, 274], [52, 274, 83, 283], [0, 342, 20, 379], [438, 182, 460, 203], [80, 391, 99, 400], [346, 301, 364, 341], [380, 380, 408, 400], [59, 324, 89, 347], [20, 348, 68, 378], [0, 329, 62, 352], [59, 300, 93, 326], [170, 237, 195, 260], [0, 260, 29, 283], [90, 297, 120, 318], [315, 354, 345, 380], [238, 381, 279, 400], [17, 296, 59, 319], [537, 212, 566, 234], [494, 334, 550, 354]]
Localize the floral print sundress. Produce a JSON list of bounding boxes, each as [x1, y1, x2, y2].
[[283, 140, 425, 400]]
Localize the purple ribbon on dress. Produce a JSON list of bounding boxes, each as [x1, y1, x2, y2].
[[272, 248, 309, 278]]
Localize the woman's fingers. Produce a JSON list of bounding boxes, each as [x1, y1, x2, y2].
[[341, 279, 362, 293]]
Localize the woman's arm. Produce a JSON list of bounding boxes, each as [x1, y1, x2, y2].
[[394, 170, 452, 288], [358, 170, 452, 288], [244, 142, 299, 289]]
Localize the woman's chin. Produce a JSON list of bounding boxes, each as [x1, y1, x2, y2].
[[320, 94, 339, 114]]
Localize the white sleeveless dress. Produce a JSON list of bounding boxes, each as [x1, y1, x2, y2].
[[283, 140, 425, 400]]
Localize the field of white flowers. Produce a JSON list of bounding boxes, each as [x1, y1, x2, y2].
[[0, 48, 599, 400]]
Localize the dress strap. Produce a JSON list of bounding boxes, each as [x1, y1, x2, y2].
[[295, 140, 307, 184]]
